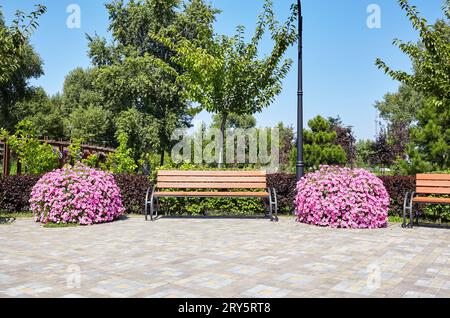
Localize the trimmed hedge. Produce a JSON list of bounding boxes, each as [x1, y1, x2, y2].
[[378, 176, 415, 217], [113, 174, 152, 214], [0, 173, 423, 217], [267, 173, 297, 214], [0, 175, 42, 213]]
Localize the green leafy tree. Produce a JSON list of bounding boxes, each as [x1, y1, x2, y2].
[[211, 114, 256, 130], [155, 0, 299, 162], [66, 105, 114, 145], [376, 0, 450, 172], [0, 5, 46, 84], [0, 5, 47, 131], [374, 84, 424, 164], [375, 84, 424, 127], [12, 88, 65, 139], [87, 0, 216, 164], [0, 39, 45, 131], [61, 68, 104, 116], [277, 122, 295, 172], [115, 108, 160, 162], [355, 139, 376, 168]]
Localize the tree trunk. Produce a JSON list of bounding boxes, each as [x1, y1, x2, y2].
[[160, 149, 165, 167], [16, 157, 22, 175], [219, 113, 228, 168]]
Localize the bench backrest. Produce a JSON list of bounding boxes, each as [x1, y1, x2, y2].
[[157, 170, 267, 189], [416, 174, 450, 195]]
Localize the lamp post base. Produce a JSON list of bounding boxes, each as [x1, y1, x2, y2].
[[296, 161, 305, 181]]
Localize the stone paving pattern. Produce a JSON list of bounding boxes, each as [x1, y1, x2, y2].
[[0, 216, 449, 298]]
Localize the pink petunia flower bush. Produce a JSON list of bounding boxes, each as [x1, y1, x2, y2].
[[30, 164, 124, 225], [295, 166, 389, 229]]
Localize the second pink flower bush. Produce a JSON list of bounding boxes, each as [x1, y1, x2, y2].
[[30, 164, 124, 225], [295, 166, 389, 229]]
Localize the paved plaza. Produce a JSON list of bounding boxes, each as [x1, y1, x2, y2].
[[0, 216, 449, 298]]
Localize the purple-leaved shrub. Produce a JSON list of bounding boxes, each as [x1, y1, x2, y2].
[[295, 166, 389, 229], [30, 164, 124, 225]]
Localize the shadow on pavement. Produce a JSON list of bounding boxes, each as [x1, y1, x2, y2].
[[0, 217, 16, 224]]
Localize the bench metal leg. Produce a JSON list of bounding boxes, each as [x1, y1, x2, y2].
[[402, 191, 415, 228], [266, 188, 278, 222], [271, 188, 278, 222], [150, 196, 154, 221], [415, 207, 420, 226], [402, 191, 410, 228], [152, 195, 159, 220], [409, 192, 416, 228], [266, 188, 273, 220], [144, 187, 151, 221], [145, 185, 157, 221]]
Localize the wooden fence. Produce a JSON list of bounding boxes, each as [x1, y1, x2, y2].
[[0, 138, 116, 177]]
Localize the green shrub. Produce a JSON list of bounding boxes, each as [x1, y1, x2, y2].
[[159, 197, 266, 217], [67, 137, 83, 165], [5, 121, 59, 174], [82, 153, 100, 168], [102, 132, 138, 173]]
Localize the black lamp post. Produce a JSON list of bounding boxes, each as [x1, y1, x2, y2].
[[296, 0, 305, 181]]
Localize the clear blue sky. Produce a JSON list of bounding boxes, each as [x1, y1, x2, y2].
[[1, 0, 446, 140]]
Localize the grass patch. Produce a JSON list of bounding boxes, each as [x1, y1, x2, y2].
[[389, 216, 404, 223], [43, 222, 79, 228], [0, 211, 34, 218], [0, 211, 33, 224]]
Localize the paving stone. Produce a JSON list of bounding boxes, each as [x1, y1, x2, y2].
[[243, 284, 292, 298], [145, 289, 199, 298], [0, 217, 449, 298], [90, 278, 149, 297], [403, 291, 436, 298], [2, 282, 53, 297]]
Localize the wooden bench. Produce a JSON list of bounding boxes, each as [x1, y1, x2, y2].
[[144, 170, 278, 222], [403, 174, 450, 228]]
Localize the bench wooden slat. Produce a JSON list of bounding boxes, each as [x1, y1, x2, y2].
[[416, 180, 450, 187], [154, 191, 270, 198], [157, 182, 267, 189], [416, 174, 450, 181], [413, 197, 450, 204], [416, 187, 450, 195], [158, 170, 266, 177], [158, 176, 267, 183]]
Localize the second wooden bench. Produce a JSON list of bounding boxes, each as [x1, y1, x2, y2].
[[145, 170, 278, 222], [403, 174, 450, 228]]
